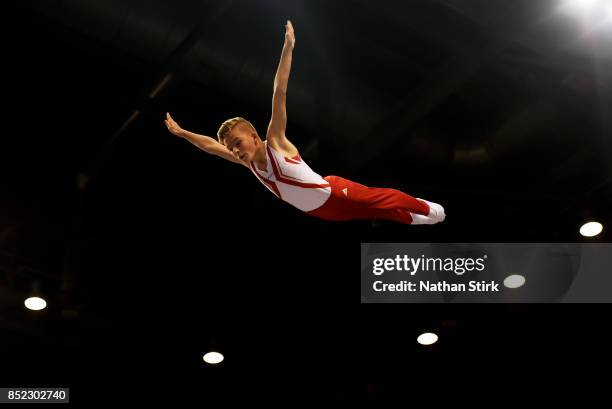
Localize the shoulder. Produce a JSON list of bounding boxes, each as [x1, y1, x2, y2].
[[266, 134, 299, 158]]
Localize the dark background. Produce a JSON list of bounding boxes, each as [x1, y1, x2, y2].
[[1, 0, 611, 401]]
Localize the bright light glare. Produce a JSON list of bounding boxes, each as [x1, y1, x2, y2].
[[24, 297, 47, 311], [580, 221, 603, 237], [560, 0, 599, 14], [417, 332, 438, 346], [203, 351, 224, 364], [504, 274, 526, 289]]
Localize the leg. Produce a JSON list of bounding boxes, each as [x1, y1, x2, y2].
[[311, 175, 445, 225], [343, 179, 445, 224]]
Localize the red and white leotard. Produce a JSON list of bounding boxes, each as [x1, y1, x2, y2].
[[249, 141, 332, 212], [249, 141, 445, 225]]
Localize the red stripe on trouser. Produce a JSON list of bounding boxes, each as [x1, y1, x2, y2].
[[306, 175, 430, 224]]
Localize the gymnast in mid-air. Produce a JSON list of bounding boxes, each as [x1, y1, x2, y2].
[[164, 20, 445, 225]]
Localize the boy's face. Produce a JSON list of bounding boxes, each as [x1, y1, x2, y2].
[[225, 125, 259, 163]]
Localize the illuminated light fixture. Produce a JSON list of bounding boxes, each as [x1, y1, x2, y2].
[[579, 221, 603, 237], [203, 351, 224, 364], [417, 332, 438, 346], [504, 274, 526, 289], [24, 296, 47, 311]]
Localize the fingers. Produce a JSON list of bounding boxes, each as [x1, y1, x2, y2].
[[167, 112, 177, 124], [164, 112, 182, 135], [164, 118, 176, 133], [166, 112, 177, 127], [285, 20, 295, 46]]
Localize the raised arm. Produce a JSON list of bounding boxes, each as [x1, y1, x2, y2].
[[164, 113, 246, 166], [266, 20, 298, 156]]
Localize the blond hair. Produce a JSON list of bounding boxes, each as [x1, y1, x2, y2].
[[217, 117, 256, 145]]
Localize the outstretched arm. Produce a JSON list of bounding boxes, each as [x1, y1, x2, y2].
[[267, 20, 298, 156], [164, 113, 246, 166]]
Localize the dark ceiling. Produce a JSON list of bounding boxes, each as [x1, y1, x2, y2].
[[1, 0, 611, 401]]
